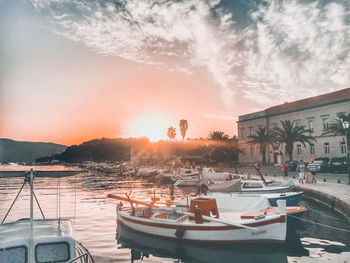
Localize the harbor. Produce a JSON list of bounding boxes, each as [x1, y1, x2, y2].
[[0, 164, 349, 262]]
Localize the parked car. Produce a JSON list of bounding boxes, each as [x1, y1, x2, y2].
[[287, 160, 299, 171], [329, 157, 348, 173], [313, 158, 330, 173]]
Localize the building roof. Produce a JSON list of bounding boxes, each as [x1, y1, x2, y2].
[[266, 88, 350, 116], [239, 88, 350, 122]]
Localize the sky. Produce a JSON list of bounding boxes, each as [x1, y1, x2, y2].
[[1, 0, 350, 145]]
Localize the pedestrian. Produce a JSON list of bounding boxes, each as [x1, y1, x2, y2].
[[307, 159, 317, 183], [297, 160, 305, 184], [282, 161, 289, 178]]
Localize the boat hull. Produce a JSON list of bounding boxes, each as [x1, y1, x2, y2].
[[117, 210, 286, 244], [266, 192, 302, 207]]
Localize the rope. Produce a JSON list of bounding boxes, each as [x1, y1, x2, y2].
[[73, 181, 77, 226], [1, 179, 26, 224], [289, 214, 350, 233], [304, 206, 349, 223], [33, 191, 45, 219]]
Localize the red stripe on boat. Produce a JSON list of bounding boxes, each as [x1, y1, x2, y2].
[[119, 213, 285, 231]]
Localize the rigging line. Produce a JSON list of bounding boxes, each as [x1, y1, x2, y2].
[[33, 191, 45, 219], [289, 215, 350, 233], [73, 181, 77, 226], [304, 206, 349, 223], [1, 179, 27, 224]]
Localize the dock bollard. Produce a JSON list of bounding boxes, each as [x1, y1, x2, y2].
[[337, 179, 341, 183], [323, 178, 326, 182]]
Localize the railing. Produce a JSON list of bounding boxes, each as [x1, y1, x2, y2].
[[65, 242, 94, 263], [65, 253, 88, 263]]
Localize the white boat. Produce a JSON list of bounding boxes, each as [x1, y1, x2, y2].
[[110, 194, 287, 244], [240, 179, 294, 193], [202, 167, 238, 181], [0, 169, 94, 263]]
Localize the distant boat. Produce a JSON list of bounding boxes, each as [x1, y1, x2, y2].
[[0, 169, 94, 263]]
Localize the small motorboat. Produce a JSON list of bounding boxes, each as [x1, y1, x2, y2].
[[201, 167, 238, 181], [109, 193, 287, 244], [240, 179, 295, 193], [0, 169, 94, 263]]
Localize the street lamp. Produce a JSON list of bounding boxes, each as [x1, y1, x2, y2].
[[342, 121, 350, 184]]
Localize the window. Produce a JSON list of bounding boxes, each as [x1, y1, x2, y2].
[[308, 120, 313, 132], [250, 147, 254, 156], [341, 142, 347, 154], [324, 142, 330, 154], [249, 128, 253, 136], [322, 117, 329, 129], [243, 182, 263, 188], [295, 120, 301, 126], [297, 144, 302, 155], [241, 129, 244, 139], [310, 144, 315, 154], [0, 246, 27, 263], [36, 242, 70, 263]]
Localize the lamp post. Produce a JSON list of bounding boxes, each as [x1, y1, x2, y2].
[[342, 120, 350, 184]]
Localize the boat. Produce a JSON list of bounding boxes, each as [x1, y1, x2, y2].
[[0, 169, 94, 263], [117, 223, 289, 263], [240, 179, 294, 193], [109, 193, 287, 244], [260, 192, 303, 207], [201, 167, 238, 181]]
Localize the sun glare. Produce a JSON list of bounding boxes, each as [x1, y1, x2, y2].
[[125, 110, 176, 142]]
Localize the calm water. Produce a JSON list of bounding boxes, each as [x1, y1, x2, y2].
[[0, 166, 349, 263]]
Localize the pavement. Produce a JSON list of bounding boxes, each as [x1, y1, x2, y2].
[[228, 165, 350, 220]]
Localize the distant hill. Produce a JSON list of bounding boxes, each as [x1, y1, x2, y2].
[[0, 138, 67, 162]]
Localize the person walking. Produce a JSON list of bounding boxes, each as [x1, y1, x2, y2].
[[307, 159, 317, 183], [282, 161, 289, 178], [297, 160, 306, 184]]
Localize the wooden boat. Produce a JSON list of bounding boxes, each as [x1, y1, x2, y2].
[[117, 223, 289, 263], [0, 169, 94, 263], [109, 193, 287, 244]]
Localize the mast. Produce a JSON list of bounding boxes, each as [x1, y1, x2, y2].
[[29, 168, 34, 263]]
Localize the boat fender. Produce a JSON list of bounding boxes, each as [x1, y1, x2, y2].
[[175, 226, 186, 239]]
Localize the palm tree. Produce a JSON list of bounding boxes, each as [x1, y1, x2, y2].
[[324, 112, 350, 140], [208, 131, 229, 141], [179, 119, 188, 141], [167, 126, 176, 140], [273, 120, 315, 161], [247, 127, 275, 164]]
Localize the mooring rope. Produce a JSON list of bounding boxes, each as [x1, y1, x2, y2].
[[304, 206, 349, 223], [289, 214, 350, 233], [1, 179, 26, 224]]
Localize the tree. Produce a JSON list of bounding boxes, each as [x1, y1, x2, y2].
[[324, 112, 350, 140], [167, 126, 176, 140], [208, 131, 229, 141], [247, 127, 275, 164], [273, 120, 315, 161], [179, 119, 188, 141]]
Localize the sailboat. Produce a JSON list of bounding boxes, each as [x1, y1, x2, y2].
[[0, 168, 94, 263]]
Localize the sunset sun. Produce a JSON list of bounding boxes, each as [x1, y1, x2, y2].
[[125, 110, 176, 142]]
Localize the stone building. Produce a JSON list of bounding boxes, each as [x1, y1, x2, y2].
[[238, 88, 350, 164]]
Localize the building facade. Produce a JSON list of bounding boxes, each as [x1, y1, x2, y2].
[[237, 88, 350, 164]]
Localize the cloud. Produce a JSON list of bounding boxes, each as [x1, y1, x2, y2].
[[30, 0, 350, 108]]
